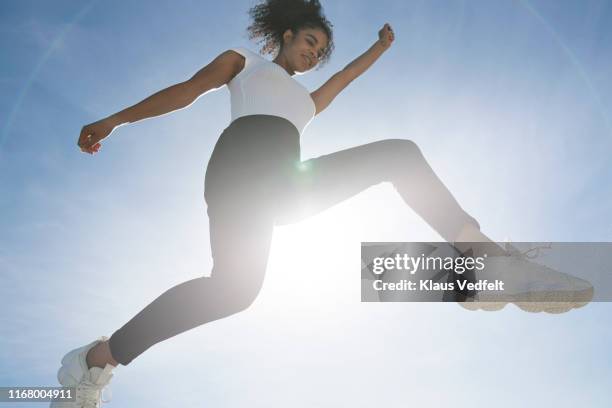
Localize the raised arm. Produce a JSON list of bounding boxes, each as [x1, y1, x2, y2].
[[77, 50, 245, 155], [310, 23, 395, 115]]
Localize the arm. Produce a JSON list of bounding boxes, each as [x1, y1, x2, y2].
[[77, 50, 244, 154], [310, 23, 395, 115]]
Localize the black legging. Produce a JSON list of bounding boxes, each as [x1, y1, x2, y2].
[[108, 115, 480, 365]]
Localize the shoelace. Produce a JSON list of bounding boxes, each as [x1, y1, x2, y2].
[[504, 242, 552, 260], [76, 381, 112, 407]]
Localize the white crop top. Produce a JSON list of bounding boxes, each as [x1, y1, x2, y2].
[[226, 47, 316, 135]]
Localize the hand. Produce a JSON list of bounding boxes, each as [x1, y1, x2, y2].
[[77, 118, 116, 155], [378, 23, 395, 50]]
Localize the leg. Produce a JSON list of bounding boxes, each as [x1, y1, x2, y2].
[[107, 206, 275, 366], [103, 116, 301, 366], [275, 138, 480, 243]]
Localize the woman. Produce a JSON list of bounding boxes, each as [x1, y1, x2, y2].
[[52, 1, 592, 406]]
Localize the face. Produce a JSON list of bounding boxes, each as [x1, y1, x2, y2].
[[281, 27, 329, 73]]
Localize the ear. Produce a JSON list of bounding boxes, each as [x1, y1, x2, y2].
[[281, 29, 295, 46]]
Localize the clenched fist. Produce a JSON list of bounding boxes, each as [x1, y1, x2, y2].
[[378, 23, 395, 50], [77, 118, 116, 155]]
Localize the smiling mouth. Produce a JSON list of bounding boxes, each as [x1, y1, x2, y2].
[[303, 55, 311, 67]]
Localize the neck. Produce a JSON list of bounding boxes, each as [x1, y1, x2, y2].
[[273, 52, 295, 76]]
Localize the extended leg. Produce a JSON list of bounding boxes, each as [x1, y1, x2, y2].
[[275, 138, 479, 243]]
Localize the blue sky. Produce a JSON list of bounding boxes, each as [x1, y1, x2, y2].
[[1, 0, 612, 407]]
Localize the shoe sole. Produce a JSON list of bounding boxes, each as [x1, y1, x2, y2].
[[458, 285, 594, 313]]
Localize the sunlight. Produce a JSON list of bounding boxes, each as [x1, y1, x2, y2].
[[262, 209, 362, 314], [252, 185, 439, 317]]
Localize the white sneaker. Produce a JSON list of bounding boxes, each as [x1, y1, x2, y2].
[[459, 244, 594, 313], [50, 336, 115, 407]]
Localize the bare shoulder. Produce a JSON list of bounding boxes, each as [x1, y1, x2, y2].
[[209, 50, 245, 82], [186, 50, 246, 94], [220, 49, 246, 78]]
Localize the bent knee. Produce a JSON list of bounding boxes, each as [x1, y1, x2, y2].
[[387, 138, 420, 153], [208, 274, 264, 313], [378, 139, 422, 167], [233, 289, 261, 313]]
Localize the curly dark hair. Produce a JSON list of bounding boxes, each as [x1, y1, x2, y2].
[[247, 0, 334, 66]]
